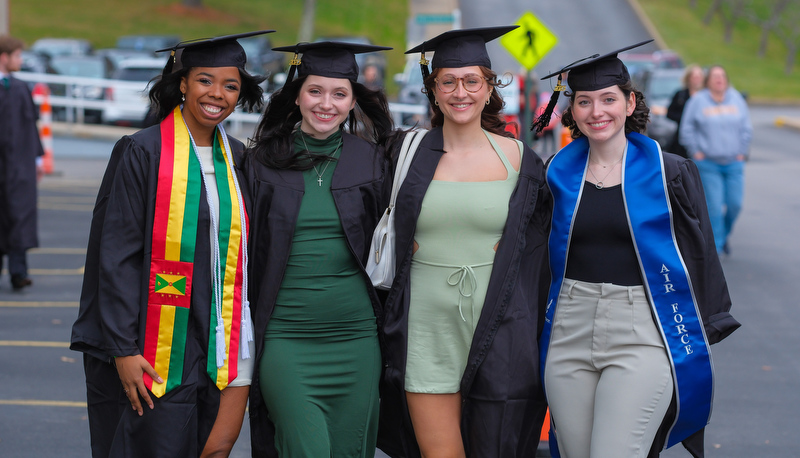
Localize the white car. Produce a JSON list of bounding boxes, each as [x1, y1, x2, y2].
[[103, 57, 166, 126]]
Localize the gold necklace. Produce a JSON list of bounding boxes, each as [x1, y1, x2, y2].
[[587, 143, 626, 189], [300, 132, 342, 187]]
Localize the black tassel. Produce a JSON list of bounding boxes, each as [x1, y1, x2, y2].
[[531, 75, 564, 134], [283, 52, 301, 89]]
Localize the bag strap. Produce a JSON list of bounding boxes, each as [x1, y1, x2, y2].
[[389, 129, 428, 208]]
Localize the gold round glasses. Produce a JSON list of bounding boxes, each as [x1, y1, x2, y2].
[[434, 74, 490, 93]]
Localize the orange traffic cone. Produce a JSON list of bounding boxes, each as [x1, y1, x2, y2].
[[559, 125, 572, 150], [32, 83, 54, 175]]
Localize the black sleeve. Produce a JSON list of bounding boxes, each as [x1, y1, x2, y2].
[[670, 157, 740, 344], [97, 137, 152, 356], [666, 89, 686, 124]]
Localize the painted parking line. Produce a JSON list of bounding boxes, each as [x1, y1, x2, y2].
[[0, 340, 70, 348], [0, 301, 79, 307], [38, 203, 94, 212], [0, 400, 86, 408], [30, 247, 87, 255]]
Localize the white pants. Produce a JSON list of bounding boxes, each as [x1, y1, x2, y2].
[[544, 279, 674, 458]]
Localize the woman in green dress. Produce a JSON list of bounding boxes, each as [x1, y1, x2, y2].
[[244, 42, 399, 457]]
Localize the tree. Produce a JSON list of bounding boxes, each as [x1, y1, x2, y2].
[[775, 2, 800, 73], [750, 0, 792, 57]]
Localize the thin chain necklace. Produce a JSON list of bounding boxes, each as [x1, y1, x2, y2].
[[587, 143, 626, 189], [300, 132, 342, 187]]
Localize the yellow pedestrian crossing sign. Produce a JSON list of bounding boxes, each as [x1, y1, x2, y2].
[[501, 12, 558, 70]]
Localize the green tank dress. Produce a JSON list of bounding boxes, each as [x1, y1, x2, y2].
[[405, 131, 522, 393], [259, 130, 381, 457]]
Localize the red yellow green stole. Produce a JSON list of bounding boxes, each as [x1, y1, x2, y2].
[[143, 106, 249, 397]]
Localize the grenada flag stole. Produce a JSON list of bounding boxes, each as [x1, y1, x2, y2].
[[143, 106, 248, 397]]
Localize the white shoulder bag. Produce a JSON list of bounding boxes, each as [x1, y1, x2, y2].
[[366, 129, 428, 290]]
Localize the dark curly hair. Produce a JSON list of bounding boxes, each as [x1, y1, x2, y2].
[[560, 80, 650, 140], [247, 75, 403, 171], [422, 66, 515, 138], [148, 66, 266, 122]]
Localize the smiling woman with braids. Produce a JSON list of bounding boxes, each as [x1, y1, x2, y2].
[[70, 30, 270, 458]]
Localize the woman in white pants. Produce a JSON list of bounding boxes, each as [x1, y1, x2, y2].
[[533, 40, 740, 457]]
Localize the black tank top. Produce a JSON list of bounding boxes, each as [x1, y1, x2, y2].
[[564, 182, 644, 286]]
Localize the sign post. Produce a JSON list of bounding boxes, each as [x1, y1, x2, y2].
[[501, 12, 558, 145]]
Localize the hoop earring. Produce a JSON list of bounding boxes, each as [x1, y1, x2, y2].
[[434, 100, 439, 106], [486, 98, 490, 105]]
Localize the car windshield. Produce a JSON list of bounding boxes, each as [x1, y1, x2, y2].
[[115, 67, 161, 82], [51, 59, 105, 78], [649, 74, 683, 100]]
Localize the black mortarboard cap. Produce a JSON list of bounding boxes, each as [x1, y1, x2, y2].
[[273, 41, 392, 84], [531, 39, 653, 133], [405, 26, 518, 70], [157, 30, 276, 75]]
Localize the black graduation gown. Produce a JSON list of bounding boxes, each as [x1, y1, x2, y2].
[[0, 76, 44, 253], [647, 152, 740, 457], [377, 127, 551, 458], [70, 124, 248, 457], [244, 132, 388, 458]]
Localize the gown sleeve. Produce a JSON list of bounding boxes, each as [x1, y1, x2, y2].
[[97, 136, 153, 357]]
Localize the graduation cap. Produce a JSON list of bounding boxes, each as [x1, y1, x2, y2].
[[404, 26, 518, 104], [157, 30, 276, 75], [273, 41, 392, 86], [531, 39, 654, 134]]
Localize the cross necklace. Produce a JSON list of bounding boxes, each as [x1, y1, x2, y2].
[[301, 132, 342, 187]]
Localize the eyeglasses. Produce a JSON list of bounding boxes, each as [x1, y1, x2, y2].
[[434, 74, 489, 93]]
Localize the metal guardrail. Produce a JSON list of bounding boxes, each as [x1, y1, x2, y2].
[[13, 71, 429, 131]]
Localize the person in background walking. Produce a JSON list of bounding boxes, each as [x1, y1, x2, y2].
[[0, 35, 44, 291], [679, 64, 752, 255], [665, 64, 704, 158]]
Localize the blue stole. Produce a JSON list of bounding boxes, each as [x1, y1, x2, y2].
[[542, 132, 713, 447]]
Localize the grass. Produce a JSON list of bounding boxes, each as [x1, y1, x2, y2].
[[9, 0, 409, 93], [639, 0, 800, 102], [9, 0, 799, 100]]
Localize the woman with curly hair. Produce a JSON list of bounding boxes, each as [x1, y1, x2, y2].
[[378, 26, 551, 458], [534, 41, 740, 457]]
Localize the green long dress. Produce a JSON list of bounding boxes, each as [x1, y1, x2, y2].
[[259, 130, 381, 457]]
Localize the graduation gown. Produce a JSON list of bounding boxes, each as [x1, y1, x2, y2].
[[543, 134, 740, 457], [70, 124, 248, 457], [244, 132, 388, 458], [0, 76, 44, 254], [377, 127, 551, 457]]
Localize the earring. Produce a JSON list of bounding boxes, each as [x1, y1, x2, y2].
[[486, 98, 490, 105], [434, 100, 439, 106], [181, 93, 185, 102]]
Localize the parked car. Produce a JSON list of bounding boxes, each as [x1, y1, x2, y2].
[[620, 50, 684, 88], [48, 54, 114, 124], [95, 48, 154, 72], [20, 50, 52, 73], [115, 35, 181, 54], [640, 68, 685, 147], [238, 35, 285, 90], [30, 38, 93, 59], [394, 58, 430, 126], [103, 57, 166, 126]]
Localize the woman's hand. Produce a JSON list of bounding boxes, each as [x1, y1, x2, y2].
[[693, 151, 705, 161], [115, 355, 163, 416]]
